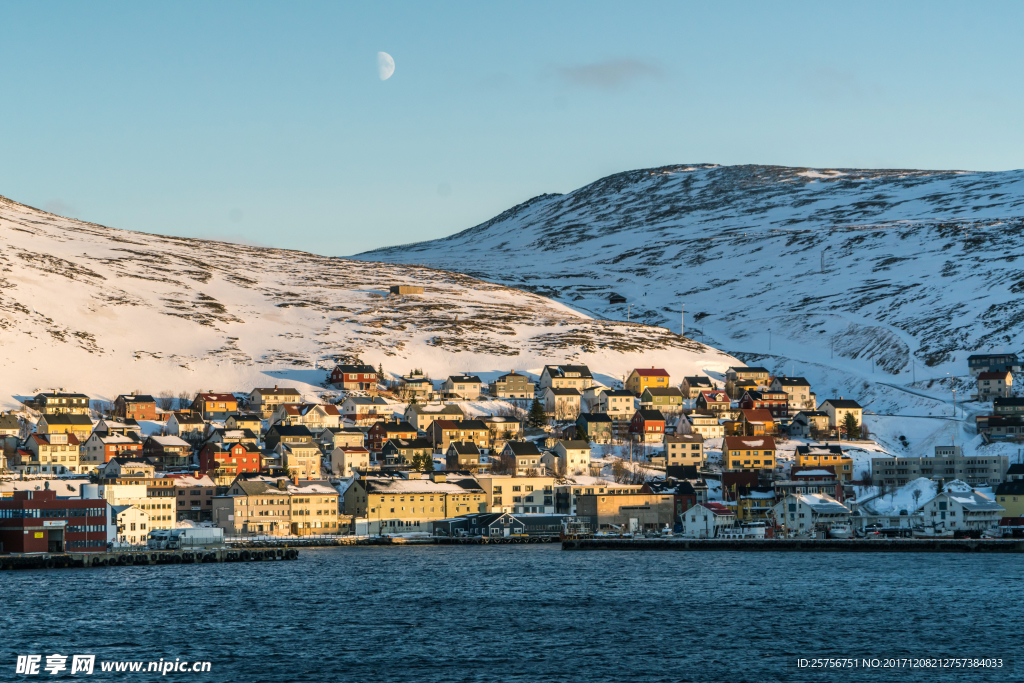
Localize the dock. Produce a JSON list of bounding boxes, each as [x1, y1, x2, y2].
[[561, 538, 1024, 553], [0, 547, 300, 570]]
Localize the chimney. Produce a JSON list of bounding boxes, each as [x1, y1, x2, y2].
[[293, 476, 300, 487], [277, 479, 287, 491]]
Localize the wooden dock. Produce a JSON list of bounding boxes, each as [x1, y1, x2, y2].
[[561, 538, 1024, 553], [0, 547, 300, 570]]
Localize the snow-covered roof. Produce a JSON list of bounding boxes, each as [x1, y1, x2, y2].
[[149, 435, 190, 447]]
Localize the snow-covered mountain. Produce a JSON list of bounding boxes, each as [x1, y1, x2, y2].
[[361, 163, 1024, 417], [0, 195, 737, 408]]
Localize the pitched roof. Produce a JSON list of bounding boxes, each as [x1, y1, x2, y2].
[[967, 353, 1019, 361], [146, 435, 190, 448], [343, 396, 389, 406], [0, 414, 19, 430], [196, 393, 236, 402], [729, 366, 769, 374], [383, 437, 434, 450], [447, 375, 482, 384], [578, 412, 612, 423], [795, 443, 844, 456], [724, 436, 777, 450], [118, 394, 156, 403], [702, 502, 736, 516], [683, 376, 713, 386], [789, 493, 850, 514], [268, 425, 315, 437], [32, 433, 81, 446], [557, 440, 590, 450], [665, 433, 704, 444], [940, 491, 1003, 512], [254, 387, 301, 396], [601, 389, 635, 397], [996, 480, 1024, 495], [978, 371, 1011, 380], [634, 409, 666, 422], [447, 442, 481, 455], [632, 368, 669, 377], [170, 412, 204, 424], [642, 387, 683, 398], [699, 390, 730, 403], [1006, 463, 1024, 475], [337, 364, 376, 373], [772, 376, 811, 387], [741, 408, 775, 424], [408, 404, 464, 416], [40, 413, 93, 426], [791, 465, 837, 479], [504, 441, 542, 456], [820, 399, 863, 409], [544, 364, 593, 379]]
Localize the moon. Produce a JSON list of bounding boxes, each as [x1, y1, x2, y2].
[[377, 52, 395, 81]]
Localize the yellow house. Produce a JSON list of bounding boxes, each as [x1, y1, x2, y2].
[[736, 488, 776, 522], [722, 436, 776, 472], [995, 480, 1024, 518], [343, 473, 486, 535], [795, 444, 853, 481], [288, 482, 340, 535], [626, 368, 671, 396]]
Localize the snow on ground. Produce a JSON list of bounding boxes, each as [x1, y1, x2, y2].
[[0, 194, 741, 411]]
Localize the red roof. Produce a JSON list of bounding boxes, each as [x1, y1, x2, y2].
[[741, 408, 775, 424], [978, 371, 1011, 380], [703, 502, 735, 516], [700, 391, 730, 403], [724, 435, 777, 451], [32, 433, 81, 446], [197, 393, 236, 402], [633, 368, 669, 377]]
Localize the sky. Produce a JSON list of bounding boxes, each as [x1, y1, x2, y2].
[[2, 1, 1023, 256]]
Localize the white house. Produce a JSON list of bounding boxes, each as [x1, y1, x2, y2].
[[679, 502, 735, 538], [441, 375, 482, 400], [595, 389, 635, 421], [404, 403, 465, 433], [919, 489, 1003, 535], [543, 387, 581, 420], [330, 446, 369, 478], [340, 397, 392, 426], [553, 440, 590, 474], [772, 493, 851, 536], [111, 505, 149, 547]]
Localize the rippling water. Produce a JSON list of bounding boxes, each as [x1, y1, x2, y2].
[[3, 546, 1020, 682]]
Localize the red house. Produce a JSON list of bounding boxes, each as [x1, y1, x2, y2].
[[330, 364, 378, 393], [367, 418, 417, 452], [0, 489, 109, 553], [199, 442, 262, 478], [738, 390, 789, 418], [696, 391, 731, 413], [113, 394, 158, 421], [629, 409, 666, 443]]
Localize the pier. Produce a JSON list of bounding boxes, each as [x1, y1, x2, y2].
[[561, 538, 1024, 553], [0, 547, 300, 570]]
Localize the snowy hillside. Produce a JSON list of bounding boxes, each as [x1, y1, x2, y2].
[[363, 165, 1024, 403], [0, 195, 737, 408]]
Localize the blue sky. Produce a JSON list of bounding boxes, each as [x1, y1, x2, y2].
[[2, 1, 1022, 255]]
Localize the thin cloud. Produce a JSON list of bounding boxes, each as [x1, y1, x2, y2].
[[555, 59, 663, 90]]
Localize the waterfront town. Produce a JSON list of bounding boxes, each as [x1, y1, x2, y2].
[[1, 353, 1022, 554]]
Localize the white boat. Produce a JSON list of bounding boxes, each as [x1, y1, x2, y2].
[[717, 523, 766, 540], [827, 524, 853, 539]]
